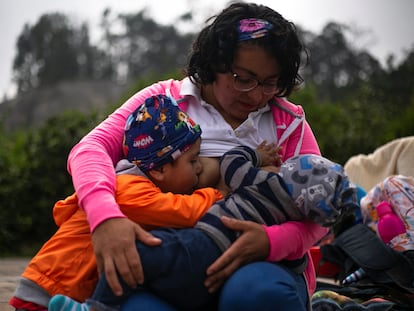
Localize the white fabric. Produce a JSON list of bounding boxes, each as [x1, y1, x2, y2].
[[181, 79, 277, 157], [344, 136, 414, 191]]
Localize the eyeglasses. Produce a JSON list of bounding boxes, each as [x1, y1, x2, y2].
[[230, 70, 278, 95]]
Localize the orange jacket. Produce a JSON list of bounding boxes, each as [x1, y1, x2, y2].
[[21, 174, 222, 301]]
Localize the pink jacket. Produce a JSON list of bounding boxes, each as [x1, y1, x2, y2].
[[68, 78, 328, 295]]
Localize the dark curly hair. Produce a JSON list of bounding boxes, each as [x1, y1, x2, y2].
[[185, 2, 306, 97]]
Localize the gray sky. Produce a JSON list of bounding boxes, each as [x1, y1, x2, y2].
[[1, 0, 414, 99]]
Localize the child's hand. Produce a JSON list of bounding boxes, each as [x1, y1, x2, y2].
[[261, 165, 280, 173], [256, 141, 282, 167]]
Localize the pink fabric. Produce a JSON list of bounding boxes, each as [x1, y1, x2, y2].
[[263, 221, 329, 295], [272, 97, 320, 161], [68, 80, 179, 231]]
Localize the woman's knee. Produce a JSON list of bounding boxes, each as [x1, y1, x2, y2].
[[218, 262, 307, 311], [121, 292, 176, 311]]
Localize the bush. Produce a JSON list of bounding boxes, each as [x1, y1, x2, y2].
[[0, 110, 102, 255]]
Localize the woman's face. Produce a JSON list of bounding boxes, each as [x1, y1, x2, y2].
[[212, 44, 280, 126]]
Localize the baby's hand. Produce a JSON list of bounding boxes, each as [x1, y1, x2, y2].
[[256, 141, 282, 167], [261, 165, 280, 173]]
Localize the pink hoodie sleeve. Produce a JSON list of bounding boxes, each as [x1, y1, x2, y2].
[[266, 97, 324, 258], [68, 79, 180, 232], [263, 221, 328, 262], [263, 221, 328, 296]]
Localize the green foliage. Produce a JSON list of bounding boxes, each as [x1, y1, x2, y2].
[[290, 81, 408, 165], [0, 110, 102, 255], [386, 97, 414, 140], [0, 127, 32, 254]]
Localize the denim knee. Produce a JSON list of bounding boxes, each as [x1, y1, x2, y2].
[[121, 291, 176, 311], [218, 262, 308, 311]]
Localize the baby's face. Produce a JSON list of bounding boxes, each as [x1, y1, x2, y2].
[[161, 138, 203, 194]]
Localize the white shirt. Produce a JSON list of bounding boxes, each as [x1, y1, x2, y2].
[[180, 78, 277, 157]]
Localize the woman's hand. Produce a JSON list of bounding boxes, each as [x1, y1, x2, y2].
[[204, 216, 269, 293], [92, 218, 161, 296]]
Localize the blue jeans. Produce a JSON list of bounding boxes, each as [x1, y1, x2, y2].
[[121, 261, 308, 311], [92, 228, 221, 310]]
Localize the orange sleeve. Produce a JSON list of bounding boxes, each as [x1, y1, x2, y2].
[[116, 174, 223, 229], [53, 193, 80, 227]]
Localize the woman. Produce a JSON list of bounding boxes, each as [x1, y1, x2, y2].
[[68, 2, 327, 310]]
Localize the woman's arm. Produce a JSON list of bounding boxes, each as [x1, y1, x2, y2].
[[66, 79, 181, 295], [204, 217, 328, 292], [264, 220, 329, 261], [68, 80, 179, 230]]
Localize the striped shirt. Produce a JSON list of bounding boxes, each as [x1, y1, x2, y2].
[[195, 145, 355, 252], [195, 145, 302, 251]]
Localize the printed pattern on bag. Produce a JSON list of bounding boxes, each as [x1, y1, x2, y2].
[[360, 175, 414, 252]]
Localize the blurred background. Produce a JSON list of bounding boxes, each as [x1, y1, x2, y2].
[[1, 0, 413, 255]]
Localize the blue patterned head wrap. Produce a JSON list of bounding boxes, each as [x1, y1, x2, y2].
[[123, 95, 201, 172]]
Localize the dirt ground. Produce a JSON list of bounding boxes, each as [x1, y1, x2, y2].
[[0, 258, 30, 311]]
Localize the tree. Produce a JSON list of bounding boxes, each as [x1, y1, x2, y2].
[[12, 13, 112, 93], [11, 10, 196, 94], [299, 22, 383, 102], [368, 48, 414, 115], [101, 9, 195, 82]]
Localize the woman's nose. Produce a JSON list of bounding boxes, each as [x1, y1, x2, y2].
[[246, 85, 264, 104]]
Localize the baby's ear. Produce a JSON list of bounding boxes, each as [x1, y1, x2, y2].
[[147, 165, 167, 182]]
